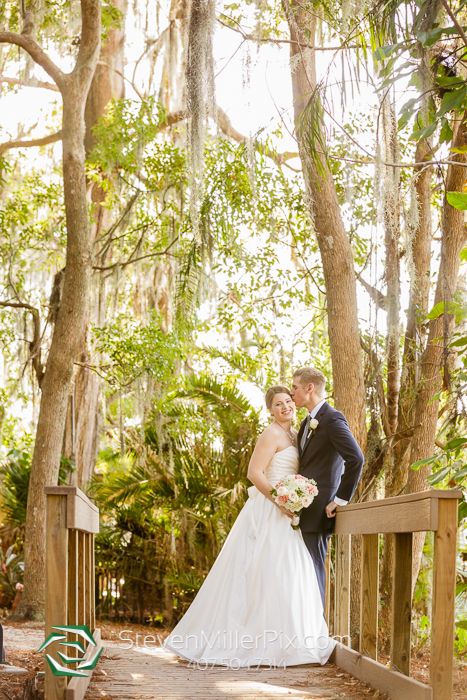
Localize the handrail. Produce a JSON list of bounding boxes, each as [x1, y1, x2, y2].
[[44, 486, 101, 700], [329, 488, 461, 700]]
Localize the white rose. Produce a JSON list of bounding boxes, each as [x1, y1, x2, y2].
[[309, 418, 319, 430], [277, 486, 288, 496]]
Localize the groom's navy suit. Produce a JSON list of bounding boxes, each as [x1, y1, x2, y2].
[[297, 401, 364, 604]]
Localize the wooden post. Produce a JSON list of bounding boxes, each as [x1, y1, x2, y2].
[[68, 529, 79, 661], [68, 530, 78, 627], [45, 494, 68, 700], [360, 533, 378, 659], [324, 542, 332, 627], [390, 532, 412, 675], [0, 623, 6, 662], [78, 531, 86, 626], [90, 534, 96, 632], [85, 533, 92, 628], [45, 486, 101, 700], [431, 498, 458, 700], [334, 534, 351, 646]]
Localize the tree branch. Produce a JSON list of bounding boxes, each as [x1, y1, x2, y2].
[[215, 106, 299, 164], [0, 130, 62, 156], [73, 0, 101, 77], [157, 106, 300, 167], [217, 15, 362, 50], [440, 0, 467, 47], [92, 238, 179, 271], [0, 31, 64, 89], [0, 300, 45, 385], [0, 74, 59, 91], [360, 336, 390, 438], [356, 274, 387, 310]]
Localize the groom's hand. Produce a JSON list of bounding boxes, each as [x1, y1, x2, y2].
[[325, 501, 338, 518]]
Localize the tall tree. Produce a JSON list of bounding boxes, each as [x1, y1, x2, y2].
[[1, 0, 101, 619], [63, 0, 126, 488], [406, 109, 466, 580], [282, 1, 367, 448], [282, 1, 368, 641]]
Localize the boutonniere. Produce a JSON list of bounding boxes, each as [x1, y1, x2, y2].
[[307, 418, 319, 439]]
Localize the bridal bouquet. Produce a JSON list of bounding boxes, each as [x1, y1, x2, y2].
[[270, 474, 318, 529]]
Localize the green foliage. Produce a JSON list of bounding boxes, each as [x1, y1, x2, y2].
[[411, 437, 467, 541], [425, 297, 467, 325], [296, 91, 328, 177], [410, 436, 467, 488], [447, 192, 467, 211], [0, 171, 65, 278], [87, 98, 175, 179], [0, 544, 24, 607], [369, 0, 467, 145], [0, 446, 74, 607], [102, 0, 124, 38], [0, 448, 75, 532], [90, 372, 260, 622], [92, 312, 183, 389], [413, 533, 467, 657], [0, 449, 31, 529]]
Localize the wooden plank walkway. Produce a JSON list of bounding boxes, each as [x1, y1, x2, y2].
[[85, 643, 382, 699], [1, 624, 381, 698]]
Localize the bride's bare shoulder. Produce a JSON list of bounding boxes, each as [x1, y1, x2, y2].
[[258, 424, 282, 443]]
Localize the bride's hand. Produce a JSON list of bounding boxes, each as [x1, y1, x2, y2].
[[277, 504, 294, 519]]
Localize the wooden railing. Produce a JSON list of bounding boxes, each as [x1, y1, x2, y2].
[[327, 489, 461, 700], [44, 486, 101, 700]]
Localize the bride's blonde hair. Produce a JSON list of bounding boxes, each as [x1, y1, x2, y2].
[[265, 385, 292, 410]]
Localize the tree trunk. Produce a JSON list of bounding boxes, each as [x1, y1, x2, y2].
[[379, 132, 434, 650], [378, 96, 402, 651], [283, 1, 366, 646], [63, 0, 126, 489], [283, 2, 366, 448], [406, 112, 467, 586], [382, 98, 401, 442], [394, 138, 433, 471], [12, 0, 101, 620], [158, 0, 190, 114]]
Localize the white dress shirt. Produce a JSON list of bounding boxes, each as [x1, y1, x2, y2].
[[309, 398, 326, 419], [309, 399, 348, 507]]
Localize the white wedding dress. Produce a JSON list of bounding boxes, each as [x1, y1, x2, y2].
[[164, 446, 336, 667]]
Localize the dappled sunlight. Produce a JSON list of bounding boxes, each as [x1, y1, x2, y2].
[[213, 679, 330, 697]]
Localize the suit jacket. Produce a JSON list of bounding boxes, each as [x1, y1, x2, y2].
[[297, 401, 364, 534]]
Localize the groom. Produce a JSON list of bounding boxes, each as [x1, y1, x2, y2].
[[291, 367, 364, 605]]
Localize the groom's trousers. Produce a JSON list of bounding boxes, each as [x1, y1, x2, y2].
[[301, 532, 331, 607]]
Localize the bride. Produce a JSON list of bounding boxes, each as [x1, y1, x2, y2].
[[163, 386, 336, 667]]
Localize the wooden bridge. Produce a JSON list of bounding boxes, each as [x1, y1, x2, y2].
[[42, 486, 461, 700]]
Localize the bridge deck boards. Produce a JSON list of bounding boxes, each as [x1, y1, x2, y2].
[[84, 644, 379, 699]]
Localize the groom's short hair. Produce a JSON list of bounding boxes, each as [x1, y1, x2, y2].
[[293, 367, 326, 396]]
